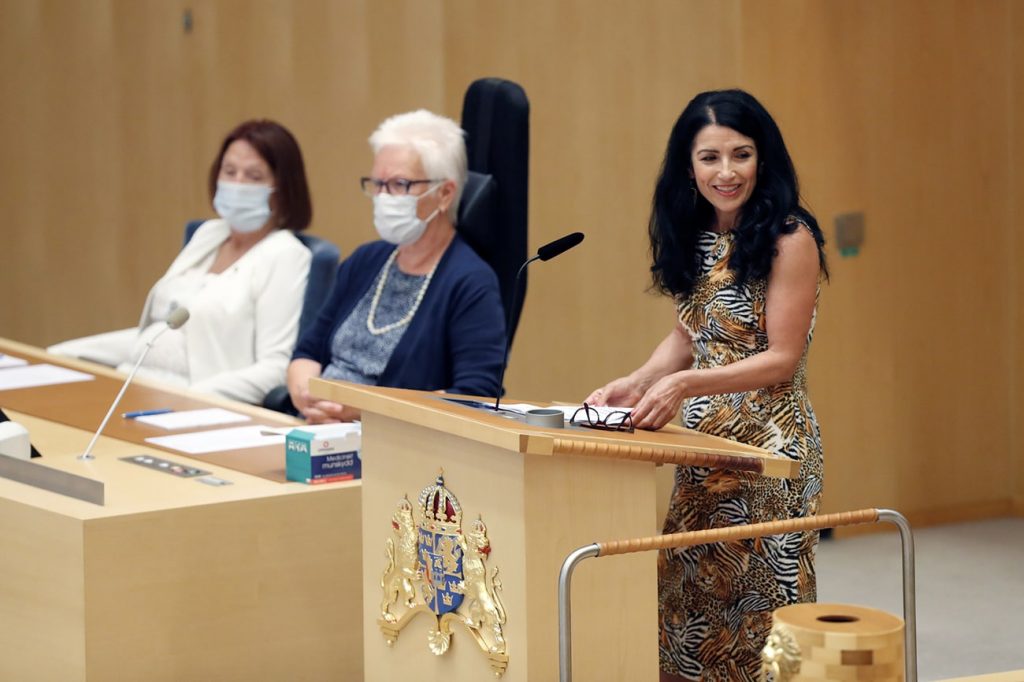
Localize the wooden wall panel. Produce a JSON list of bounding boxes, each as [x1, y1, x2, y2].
[[0, 0, 445, 343], [737, 0, 903, 514], [0, 0, 191, 341], [738, 0, 1016, 518], [1012, 1, 1024, 512], [442, 0, 742, 402], [1, 0, 1022, 526]]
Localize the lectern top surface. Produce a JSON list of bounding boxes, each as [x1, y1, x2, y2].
[[309, 379, 798, 478]]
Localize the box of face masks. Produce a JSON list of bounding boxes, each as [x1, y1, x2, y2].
[[285, 423, 362, 484]]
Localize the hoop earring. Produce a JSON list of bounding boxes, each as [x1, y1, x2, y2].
[[689, 179, 697, 208]]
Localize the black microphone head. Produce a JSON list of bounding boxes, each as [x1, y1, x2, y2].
[[536, 232, 584, 261], [166, 307, 190, 330]]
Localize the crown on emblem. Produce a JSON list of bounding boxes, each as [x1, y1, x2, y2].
[[418, 471, 462, 530]]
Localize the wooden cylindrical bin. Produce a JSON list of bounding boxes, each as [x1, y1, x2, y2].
[[761, 602, 905, 682]]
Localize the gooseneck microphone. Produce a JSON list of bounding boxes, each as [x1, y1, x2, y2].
[[535, 231, 584, 262], [493, 232, 585, 412], [78, 307, 190, 461]]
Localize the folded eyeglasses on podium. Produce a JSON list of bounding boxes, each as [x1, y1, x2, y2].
[[570, 404, 634, 433]]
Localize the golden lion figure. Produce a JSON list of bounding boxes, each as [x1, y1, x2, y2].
[[380, 497, 420, 623], [760, 623, 801, 682], [457, 517, 507, 653]]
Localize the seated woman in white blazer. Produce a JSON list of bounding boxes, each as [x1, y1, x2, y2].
[[49, 119, 313, 404]]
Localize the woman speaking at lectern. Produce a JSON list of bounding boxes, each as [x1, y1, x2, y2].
[[286, 110, 505, 424], [586, 89, 828, 681]]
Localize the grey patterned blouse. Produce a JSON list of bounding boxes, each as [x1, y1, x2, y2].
[[321, 262, 428, 385]]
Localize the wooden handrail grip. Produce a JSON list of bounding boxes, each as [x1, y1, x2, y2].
[[596, 508, 879, 557], [551, 438, 765, 474]]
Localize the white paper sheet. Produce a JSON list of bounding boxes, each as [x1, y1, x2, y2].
[[0, 354, 29, 370], [480, 403, 633, 425], [0, 363, 94, 391], [494, 403, 541, 414], [259, 422, 361, 437], [135, 408, 251, 430], [145, 425, 285, 454]]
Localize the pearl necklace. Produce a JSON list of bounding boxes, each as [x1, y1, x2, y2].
[[366, 248, 439, 335]]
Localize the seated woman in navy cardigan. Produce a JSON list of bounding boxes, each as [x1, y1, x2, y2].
[[287, 109, 505, 423]]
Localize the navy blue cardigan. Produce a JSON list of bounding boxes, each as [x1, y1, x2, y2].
[[293, 236, 506, 398]]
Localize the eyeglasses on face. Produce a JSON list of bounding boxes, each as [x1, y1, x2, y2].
[[570, 403, 635, 433], [359, 177, 438, 197]]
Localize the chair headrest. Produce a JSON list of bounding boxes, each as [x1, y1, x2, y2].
[[456, 171, 499, 261], [296, 233, 341, 261]]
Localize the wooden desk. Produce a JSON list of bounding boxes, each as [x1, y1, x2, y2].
[[0, 340, 363, 681]]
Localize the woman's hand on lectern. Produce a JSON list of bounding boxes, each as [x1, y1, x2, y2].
[[584, 375, 645, 408]]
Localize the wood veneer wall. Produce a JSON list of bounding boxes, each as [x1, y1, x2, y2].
[[0, 0, 1020, 524], [0, 0, 445, 342], [1012, 2, 1024, 515]]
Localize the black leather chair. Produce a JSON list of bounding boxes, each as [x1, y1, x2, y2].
[[457, 78, 530, 345]]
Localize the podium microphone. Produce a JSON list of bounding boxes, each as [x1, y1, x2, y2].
[[494, 232, 584, 412], [78, 307, 190, 461]]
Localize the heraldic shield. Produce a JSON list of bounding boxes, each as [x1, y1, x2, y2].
[[379, 472, 508, 676], [418, 492, 464, 616]]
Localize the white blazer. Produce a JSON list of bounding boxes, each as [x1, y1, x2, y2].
[[49, 219, 311, 404]]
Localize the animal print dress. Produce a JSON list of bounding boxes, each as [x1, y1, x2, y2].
[[658, 228, 824, 681]]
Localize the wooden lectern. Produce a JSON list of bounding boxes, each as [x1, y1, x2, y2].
[[309, 379, 795, 682]]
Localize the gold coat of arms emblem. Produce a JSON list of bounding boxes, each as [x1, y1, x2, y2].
[[379, 473, 508, 676]]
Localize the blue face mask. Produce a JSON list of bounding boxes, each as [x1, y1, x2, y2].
[[214, 181, 274, 233]]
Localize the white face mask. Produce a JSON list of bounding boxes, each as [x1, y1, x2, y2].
[[372, 184, 441, 246], [214, 181, 274, 233]]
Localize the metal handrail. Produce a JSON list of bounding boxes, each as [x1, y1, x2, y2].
[[557, 508, 916, 682]]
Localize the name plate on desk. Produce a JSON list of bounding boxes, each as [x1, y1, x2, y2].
[[0, 453, 105, 505]]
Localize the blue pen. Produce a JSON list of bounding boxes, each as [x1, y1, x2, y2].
[[122, 408, 174, 419]]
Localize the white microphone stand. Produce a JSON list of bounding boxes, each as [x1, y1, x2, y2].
[[79, 309, 188, 461]]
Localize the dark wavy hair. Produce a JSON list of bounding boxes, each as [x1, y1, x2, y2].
[[648, 89, 827, 298], [207, 119, 313, 231]]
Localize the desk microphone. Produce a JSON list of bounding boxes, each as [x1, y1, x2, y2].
[[78, 307, 190, 461], [493, 232, 584, 411]]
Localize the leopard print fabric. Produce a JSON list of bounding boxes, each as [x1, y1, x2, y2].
[[659, 227, 824, 681]]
